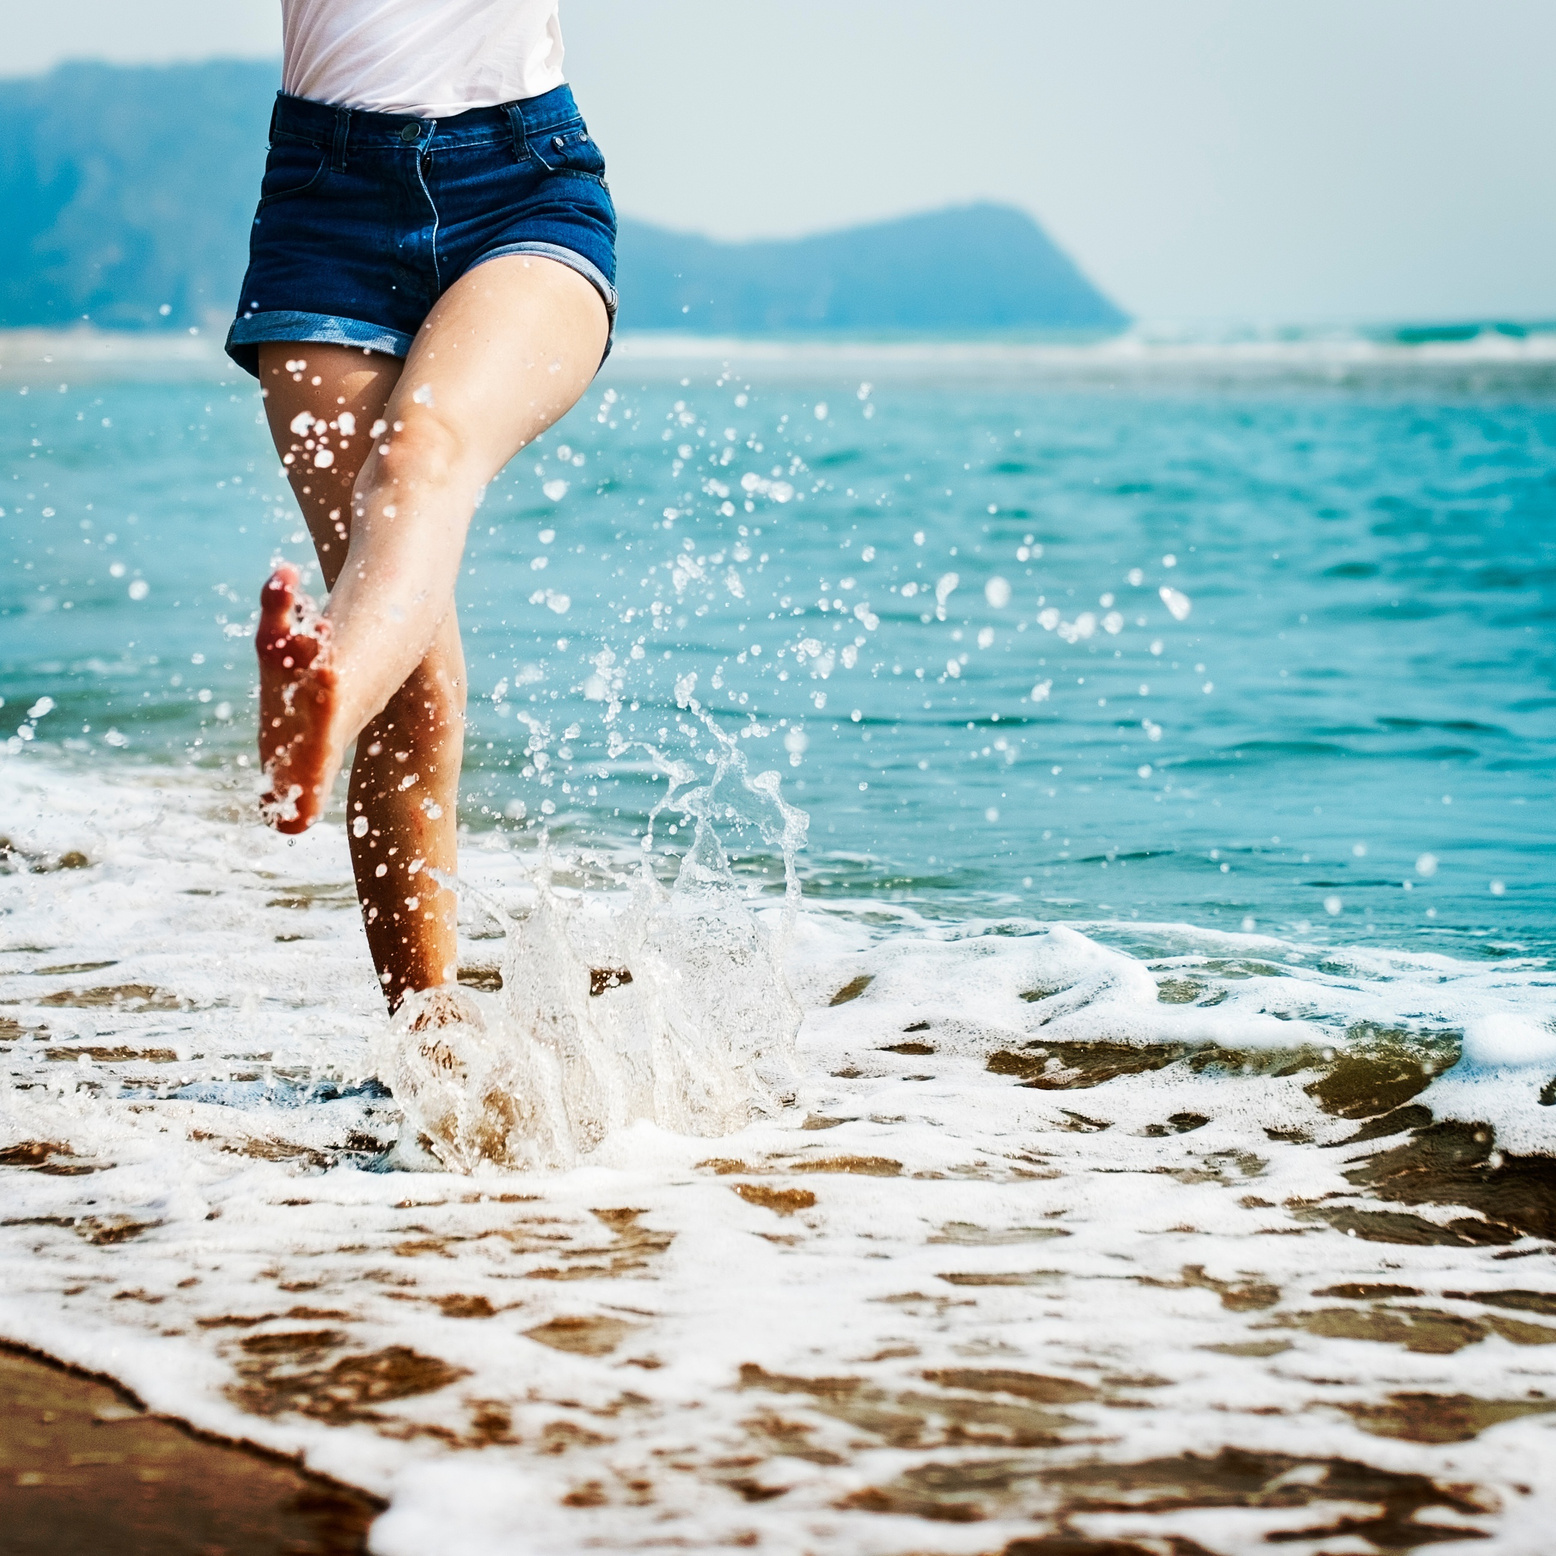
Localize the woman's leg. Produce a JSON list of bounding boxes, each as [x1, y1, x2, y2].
[[345, 613, 466, 1004], [256, 254, 608, 996], [257, 346, 467, 1005]]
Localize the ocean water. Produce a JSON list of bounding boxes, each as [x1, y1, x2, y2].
[[2, 331, 1553, 947], [2, 330, 1555, 1554]]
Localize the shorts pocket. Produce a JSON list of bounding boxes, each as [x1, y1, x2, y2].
[[257, 138, 328, 209], [531, 121, 607, 182]]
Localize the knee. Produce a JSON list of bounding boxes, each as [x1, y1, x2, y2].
[[368, 407, 467, 496]]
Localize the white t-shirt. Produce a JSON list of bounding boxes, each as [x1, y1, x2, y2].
[[281, 0, 565, 119]]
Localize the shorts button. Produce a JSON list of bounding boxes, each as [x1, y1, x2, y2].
[[552, 135, 565, 150], [400, 123, 419, 142]]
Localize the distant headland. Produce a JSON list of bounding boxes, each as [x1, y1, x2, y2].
[[0, 59, 1127, 337]]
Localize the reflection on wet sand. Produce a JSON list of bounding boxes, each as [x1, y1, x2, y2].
[[0, 1342, 381, 1554]]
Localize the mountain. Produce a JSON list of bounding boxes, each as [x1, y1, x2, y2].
[[0, 60, 276, 331], [617, 206, 1125, 333], [0, 59, 1126, 336]]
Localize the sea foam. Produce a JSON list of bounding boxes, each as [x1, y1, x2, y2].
[[3, 752, 1555, 1555]]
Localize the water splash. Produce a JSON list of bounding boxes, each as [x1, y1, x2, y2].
[[372, 718, 808, 1172]]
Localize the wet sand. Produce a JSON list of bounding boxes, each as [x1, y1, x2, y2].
[[0, 1341, 381, 1555]]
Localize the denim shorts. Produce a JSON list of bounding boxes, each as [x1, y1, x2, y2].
[[225, 84, 617, 378]]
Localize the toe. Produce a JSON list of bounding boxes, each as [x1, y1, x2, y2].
[[257, 564, 329, 671], [257, 564, 301, 660]]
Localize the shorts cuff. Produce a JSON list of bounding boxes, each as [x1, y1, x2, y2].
[[469, 242, 619, 324], [225, 311, 415, 378]]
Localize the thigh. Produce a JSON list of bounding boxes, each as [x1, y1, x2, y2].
[[258, 344, 402, 589], [382, 252, 608, 487]]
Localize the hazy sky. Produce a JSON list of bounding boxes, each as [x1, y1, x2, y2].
[[5, 0, 1554, 324]]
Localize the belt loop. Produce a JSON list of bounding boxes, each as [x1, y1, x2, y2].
[[331, 106, 352, 173], [504, 100, 529, 164], [268, 93, 282, 147]]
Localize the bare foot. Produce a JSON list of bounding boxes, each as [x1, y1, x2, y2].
[[256, 564, 340, 834]]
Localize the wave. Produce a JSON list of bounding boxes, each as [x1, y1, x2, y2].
[[2, 751, 1552, 1159]]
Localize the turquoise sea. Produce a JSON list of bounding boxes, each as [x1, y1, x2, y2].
[[3, 333, 1553, 954]]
